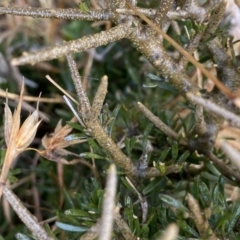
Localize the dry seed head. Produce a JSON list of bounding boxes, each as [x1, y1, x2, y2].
[[16, 105, 41, 153], [16, 120, 42, 152]]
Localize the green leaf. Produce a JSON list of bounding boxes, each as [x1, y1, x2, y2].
[[171, 141, 178, 161], [205, 161, 221, 176], [158, 162, 166, 174], [125, 137, 137, 157], [133, 215, 141, 236], [108, 104, 121, 137], [218, 176, 225, 196], [64, 209, 93, 218], [227, 203, 240, 233], [124, 200, 134, 231], [215, 212, 232, 230], [0, 148, 6, 166], [121, 177, 138, 196], [141, 224, 149, 238], [146, 73, 164, 81], [44, 223, 58, 240], [87, 138, 102, 154], [158, 147, 171, 162], [64, 133, 86, 142], [178, 101, 195, 110], [67, 121, 85, 131], [178, 150, 190, 163], [159, 194, 189, 212], [145, 213, 155, 225], [177, 220, 199, 237], [157, 82, 178, 93], [63, 188, 75, 209], [56, 222, 88, 232], [79, 2, 90, 13], [15, 234, 32, 240], [142, 123, 153, 153], [142, 82, 158, 88], [191, 177, 199, 200], [143, 178, 165, 195], [198, 181, 211, 208], [201, 171, 219, 182], [79, 152, 109, 160]]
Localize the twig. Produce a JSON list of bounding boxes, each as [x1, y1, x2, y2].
[[66, 54, 91, 113], [3, 186, 54, 240], [0, 6, 112, 21], [11, 24, 130, 65], [220, 141, 240, 172], [153, 0, 174, 25], [186, 92, 240, 127], [137, 102, 187, 145], [126, 1, 235, 99], [206, 152, 240, 183], [203, 0, 227, 41]]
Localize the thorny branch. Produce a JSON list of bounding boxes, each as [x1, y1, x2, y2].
[[1, 0, 240, 237], [66, 56, 180, 179], [0, 0, 239, 190], [3, 186, 54, 240]]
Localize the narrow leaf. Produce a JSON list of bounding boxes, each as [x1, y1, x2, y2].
[[159, 194, 189, 212], [56, 222, 88, 232]]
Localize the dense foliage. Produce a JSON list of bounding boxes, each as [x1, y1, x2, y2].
[[1, 0, 240, 239]]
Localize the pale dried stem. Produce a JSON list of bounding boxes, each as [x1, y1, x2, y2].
[[220, 141, 240, 172], [66, 54, 91, 117], [0, 88, 63, 103], [99, 164, 117, 240], [11, 24, 130, 66], [46, 75, 78, 104], [3, 186, 54, 240], [186, 92, 240, 128], [157, 223, 179, 240]]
